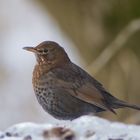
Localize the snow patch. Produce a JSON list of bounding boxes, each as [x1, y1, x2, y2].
[[1, 116, 140, 140]]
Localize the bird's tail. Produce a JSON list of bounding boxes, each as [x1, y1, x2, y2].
[[112, 99, 140, 110]]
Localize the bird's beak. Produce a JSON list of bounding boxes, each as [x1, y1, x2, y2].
[[23, 47, 37, 53]]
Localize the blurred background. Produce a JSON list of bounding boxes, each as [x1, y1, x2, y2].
[[0, 0, 140, 130]]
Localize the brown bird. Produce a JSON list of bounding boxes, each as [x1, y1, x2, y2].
[[23, 41, 140, 120]]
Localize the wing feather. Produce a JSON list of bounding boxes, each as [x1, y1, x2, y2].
[[51, 63, 116, 113]]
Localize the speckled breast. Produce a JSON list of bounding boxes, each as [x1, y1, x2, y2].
[[32, 65, 104, 120]]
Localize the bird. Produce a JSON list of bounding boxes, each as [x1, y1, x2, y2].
[[23, 41, 140, 120]]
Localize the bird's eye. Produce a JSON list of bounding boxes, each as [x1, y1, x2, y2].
[[43, 49, 48, 53], [37, 49, 48, 54]]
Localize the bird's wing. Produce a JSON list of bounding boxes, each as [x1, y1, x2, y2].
[[56, 79, 107, 110], [52, 63, 116, 113]]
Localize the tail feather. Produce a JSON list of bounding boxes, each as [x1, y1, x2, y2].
[[102, 91, 140, 113], [113, 99, 140, 110]]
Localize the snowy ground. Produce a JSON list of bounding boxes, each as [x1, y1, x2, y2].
[[0, 116, 140, 140]]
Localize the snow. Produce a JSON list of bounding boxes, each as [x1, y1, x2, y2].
[[1, 116, 140, 140]]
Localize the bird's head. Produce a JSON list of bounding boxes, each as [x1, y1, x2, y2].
[[23, 41, 70, 66]]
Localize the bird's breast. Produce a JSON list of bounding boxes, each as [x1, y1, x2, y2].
[[32, 67, 58, 110]]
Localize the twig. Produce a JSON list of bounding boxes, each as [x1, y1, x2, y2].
[[87, 19, 140, 75]]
